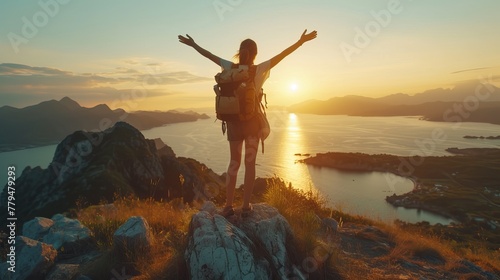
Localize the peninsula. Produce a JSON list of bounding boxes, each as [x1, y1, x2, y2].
[[300, 150, 500, 249]]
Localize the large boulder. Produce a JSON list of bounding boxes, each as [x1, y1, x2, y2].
[[185, 203, 305, 280], [113, 216, 154, 255], [3, 215, 98, 279], [42, 214, 92, 256], [2, 236, 58, 280], [238, 204, 301, 279], [22, 217, 55, 241], [185, 211, 270, 279], [22, 214, 93, 258]]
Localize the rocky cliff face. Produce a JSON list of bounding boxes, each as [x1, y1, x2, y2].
[[185, 202, 305, 280], [0, 121, 223, 225]]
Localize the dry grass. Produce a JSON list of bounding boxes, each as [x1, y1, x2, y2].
[[385, 228, 448, 264], [263, 177, 325, 252], [77, 195, 196, 279], [375, 222, 500, 277], [448, 243, 500, 274]]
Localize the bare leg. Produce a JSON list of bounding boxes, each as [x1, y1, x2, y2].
[[225, 140, 243, 208], [242, 136, 259, 209]]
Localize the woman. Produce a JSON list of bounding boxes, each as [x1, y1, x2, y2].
[[178, 29, 317, 217]]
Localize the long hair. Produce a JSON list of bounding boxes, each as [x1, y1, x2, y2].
[[234, 39, 257, 65]]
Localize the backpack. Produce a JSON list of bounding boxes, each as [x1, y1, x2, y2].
[[213, 64, 270, 153], [213, 64, 259, 122]]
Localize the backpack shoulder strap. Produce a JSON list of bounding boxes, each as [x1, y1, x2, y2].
[[247, 65, 257, 83]]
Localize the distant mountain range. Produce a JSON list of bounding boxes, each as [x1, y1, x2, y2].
[[289, 81, 500, 125], [0, 97, 209, 152]]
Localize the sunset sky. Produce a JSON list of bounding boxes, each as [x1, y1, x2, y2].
[[1, 0, 499, 111]]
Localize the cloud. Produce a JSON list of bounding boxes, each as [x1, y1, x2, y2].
[[0, 63, 211, 86], [0, 63, 211, 107], [124, 59, 140, 65], [0, 63, 71, 76], [451, 67, 492, 74], [138, 71, 211, 85], [0, 63, 124, 87]]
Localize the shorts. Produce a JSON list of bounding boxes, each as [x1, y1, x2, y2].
[[226, 116, 260, 141]]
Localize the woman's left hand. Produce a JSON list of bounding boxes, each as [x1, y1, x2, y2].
[[178, 34, 195, 47]]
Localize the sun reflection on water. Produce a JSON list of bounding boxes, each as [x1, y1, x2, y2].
[[275, 113, 313, 192]]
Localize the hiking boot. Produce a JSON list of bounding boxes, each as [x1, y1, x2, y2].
[[220, 205, 235, 218], [241, 204, 253, 218]]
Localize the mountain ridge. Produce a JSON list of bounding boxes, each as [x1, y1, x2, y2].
[[0, 97, 209, 152], [290, 81, 500, 124], [378, 81, 500, 105]]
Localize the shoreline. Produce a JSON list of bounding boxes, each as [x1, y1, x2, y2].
[[0, 142, 60, 153], [309, 163, 460, 223], [387, 177, 459, 223], [300, 150, 500, 226]]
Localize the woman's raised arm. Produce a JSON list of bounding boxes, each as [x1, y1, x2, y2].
[[270, 29, 317, 68], [178, 34, 221, 66]]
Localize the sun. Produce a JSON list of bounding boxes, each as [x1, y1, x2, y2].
[[290, 83, 298, 92]]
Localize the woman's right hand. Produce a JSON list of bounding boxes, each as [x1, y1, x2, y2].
[[178, 34, 195, 47], [298, 29, 318, 45]]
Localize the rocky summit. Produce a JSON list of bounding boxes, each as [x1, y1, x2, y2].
[[185, 202, 305, 280], [0, 122, 163, 224], [0, 121, 224, 225]]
